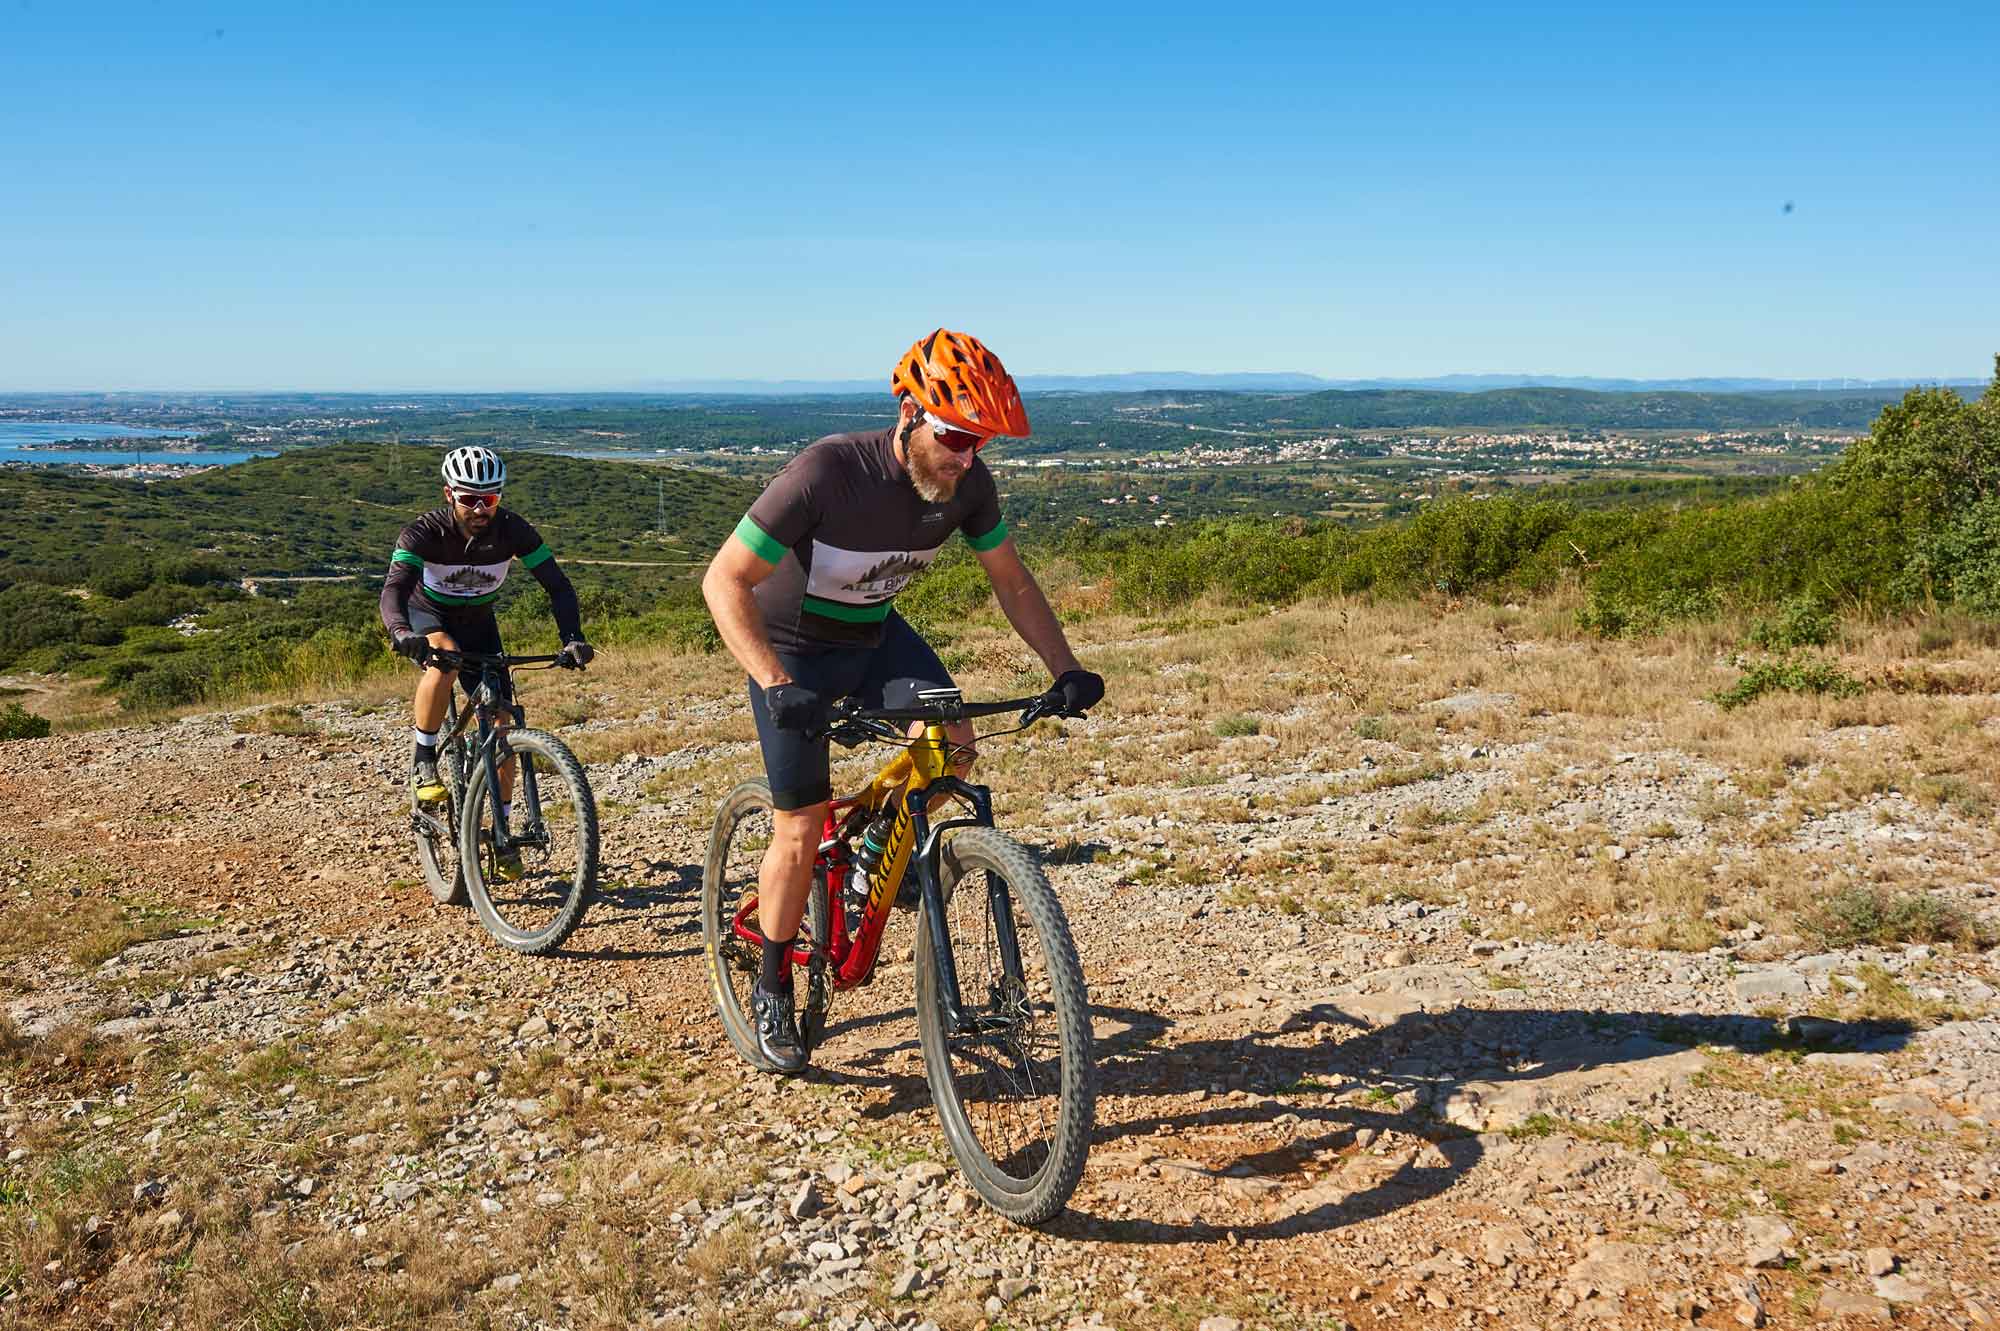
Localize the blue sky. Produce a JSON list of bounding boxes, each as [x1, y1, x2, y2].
[[3, 1, 1995, 389]]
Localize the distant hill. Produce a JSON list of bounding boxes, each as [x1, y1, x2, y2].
[[1072, 385, 1925, 433], [1344, 373, 1983, 393], [0, 442, 757, 581], [612, 371, 1982, 396]]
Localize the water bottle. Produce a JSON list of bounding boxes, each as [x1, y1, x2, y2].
[[854, 814, 893, 875]]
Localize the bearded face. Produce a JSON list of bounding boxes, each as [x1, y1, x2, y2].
[[907, 439, 961, 503], [905, 419, 976, 503]]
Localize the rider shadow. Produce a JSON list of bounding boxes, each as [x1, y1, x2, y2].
[[550, 862, 706, 962], [1067, 1001, 1910, 1244]]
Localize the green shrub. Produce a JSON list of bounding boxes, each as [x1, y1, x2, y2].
[[1578, 585, 1719, 638], [0, 582, 84, 666], [1804, 885, 1985, 948], [1748, 595, 1837, 650], [1902, 494, 2000, 614], [1213, 713, 1261, 737], [98, 583, 207, 630], [85, 552, 154, 599], [1110, 537, 1212, 611], [1711, 653, 1864, 709], [1833, 378, 2000, 536], [0, 702, 50, 741], [118, 662, 211, 711]]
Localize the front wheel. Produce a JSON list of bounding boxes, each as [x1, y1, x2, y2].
[[460, 728, 598, 955], [915, 828, 1094, 1225]]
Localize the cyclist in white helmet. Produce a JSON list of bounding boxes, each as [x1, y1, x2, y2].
[[379, 447, 594, 874]]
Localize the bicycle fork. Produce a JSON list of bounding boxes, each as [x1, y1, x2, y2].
[[478, 705, 543, 849], [909, 781, 1024, 1040]]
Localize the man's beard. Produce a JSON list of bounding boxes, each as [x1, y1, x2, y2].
[[907, 445, 961, 504]]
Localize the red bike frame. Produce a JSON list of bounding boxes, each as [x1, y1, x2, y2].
[[729, 733, 945, 992]]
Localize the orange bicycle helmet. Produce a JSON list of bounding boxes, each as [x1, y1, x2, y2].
[[891, 329, 1031, 440]]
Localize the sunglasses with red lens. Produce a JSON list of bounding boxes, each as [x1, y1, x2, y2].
[[452, 490, 502, 510], [924, 417, 988, 454]]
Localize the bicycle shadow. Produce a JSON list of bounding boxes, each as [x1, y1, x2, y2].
[[799, 990, 1912, 1243], [1039, 1000, 1912, 1244], [550, 863, 705, 962]]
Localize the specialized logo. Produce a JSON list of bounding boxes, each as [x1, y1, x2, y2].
[[864, 810, 912, 915]]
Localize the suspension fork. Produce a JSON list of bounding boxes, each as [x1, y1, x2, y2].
[[909, 779, 1018, 1037], [508, 700, 542, 830]]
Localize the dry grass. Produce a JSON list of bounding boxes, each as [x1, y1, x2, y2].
[[230, 703, 320, 736], [861, 590, 2000, 954], [0, 852, 209, 971]]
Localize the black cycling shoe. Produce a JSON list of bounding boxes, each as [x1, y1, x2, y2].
[[751, 984, 808, 1073]]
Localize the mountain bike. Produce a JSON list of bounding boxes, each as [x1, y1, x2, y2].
[[409, 649, 599, 955], [702, 684, 1094, 1225]]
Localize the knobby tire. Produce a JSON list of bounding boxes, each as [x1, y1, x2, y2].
[[460, 728, 598, 955]]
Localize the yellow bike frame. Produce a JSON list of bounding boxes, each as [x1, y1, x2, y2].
[[843, 723, 953, 919]]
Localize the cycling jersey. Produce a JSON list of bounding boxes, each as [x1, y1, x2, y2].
[[379, 507, 583, 642], [733, 429, 1007, 653]]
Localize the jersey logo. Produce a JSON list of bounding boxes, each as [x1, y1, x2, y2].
[[805, 540, 946, 606], [441, 566, 500, 593], [845, 553, 931, 595]]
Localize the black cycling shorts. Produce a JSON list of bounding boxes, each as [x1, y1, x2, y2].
[[748, 612, 954, 811], [406, 599, 512, 704]]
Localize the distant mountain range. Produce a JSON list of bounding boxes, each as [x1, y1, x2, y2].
[[627, 371, 1983, 396]]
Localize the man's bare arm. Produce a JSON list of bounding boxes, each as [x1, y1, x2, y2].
[[701, 539, 791, 690], [973, 538, 1083, 678]]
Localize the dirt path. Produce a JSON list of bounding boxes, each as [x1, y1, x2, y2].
[[5, 606, 1999, 1330]]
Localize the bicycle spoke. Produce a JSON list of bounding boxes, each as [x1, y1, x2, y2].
[[937, 866, 1062, 1178]]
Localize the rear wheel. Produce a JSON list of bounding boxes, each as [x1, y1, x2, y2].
[[915, 828, 1094, 1225], [703, 780, 832, 1069], [413, 739, 467, 906], [460, 728, 597, 955]]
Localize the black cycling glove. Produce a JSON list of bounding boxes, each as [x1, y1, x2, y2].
[[393, 631, 432, 665], [558, 640, 595, 669], [1051, 669, 1105, 715], [765, 683, 828, 734]]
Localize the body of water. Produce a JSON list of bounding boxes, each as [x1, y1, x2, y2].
[[0, 421, 266, 467]]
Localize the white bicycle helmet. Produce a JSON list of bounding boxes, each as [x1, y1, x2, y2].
[[441, 445, 506, 490]]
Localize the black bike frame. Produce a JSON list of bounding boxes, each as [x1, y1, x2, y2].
[[438, 658, 542, 856]]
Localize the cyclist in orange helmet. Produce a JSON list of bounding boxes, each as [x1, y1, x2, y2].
[[702, 330, 1104, 1071]]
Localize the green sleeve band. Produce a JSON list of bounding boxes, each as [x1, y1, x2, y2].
[[801, 594, 895, 624], [732, 514, 788, 565], [964, 519, 1010, 553], [519, 542, 553, 570], [391, 549, 424, 568]]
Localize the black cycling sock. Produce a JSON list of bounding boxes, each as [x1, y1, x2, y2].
[[413, 741, 437, 765], [759, 935, 794, 995]]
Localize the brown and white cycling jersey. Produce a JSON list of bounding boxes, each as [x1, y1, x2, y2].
[[732, 429, 1008, 653]]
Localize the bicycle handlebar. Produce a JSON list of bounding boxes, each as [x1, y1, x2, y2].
[[840, 692, 1048, 724], [425, 648, 579, 671], [816, 689, 1085, 743]]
